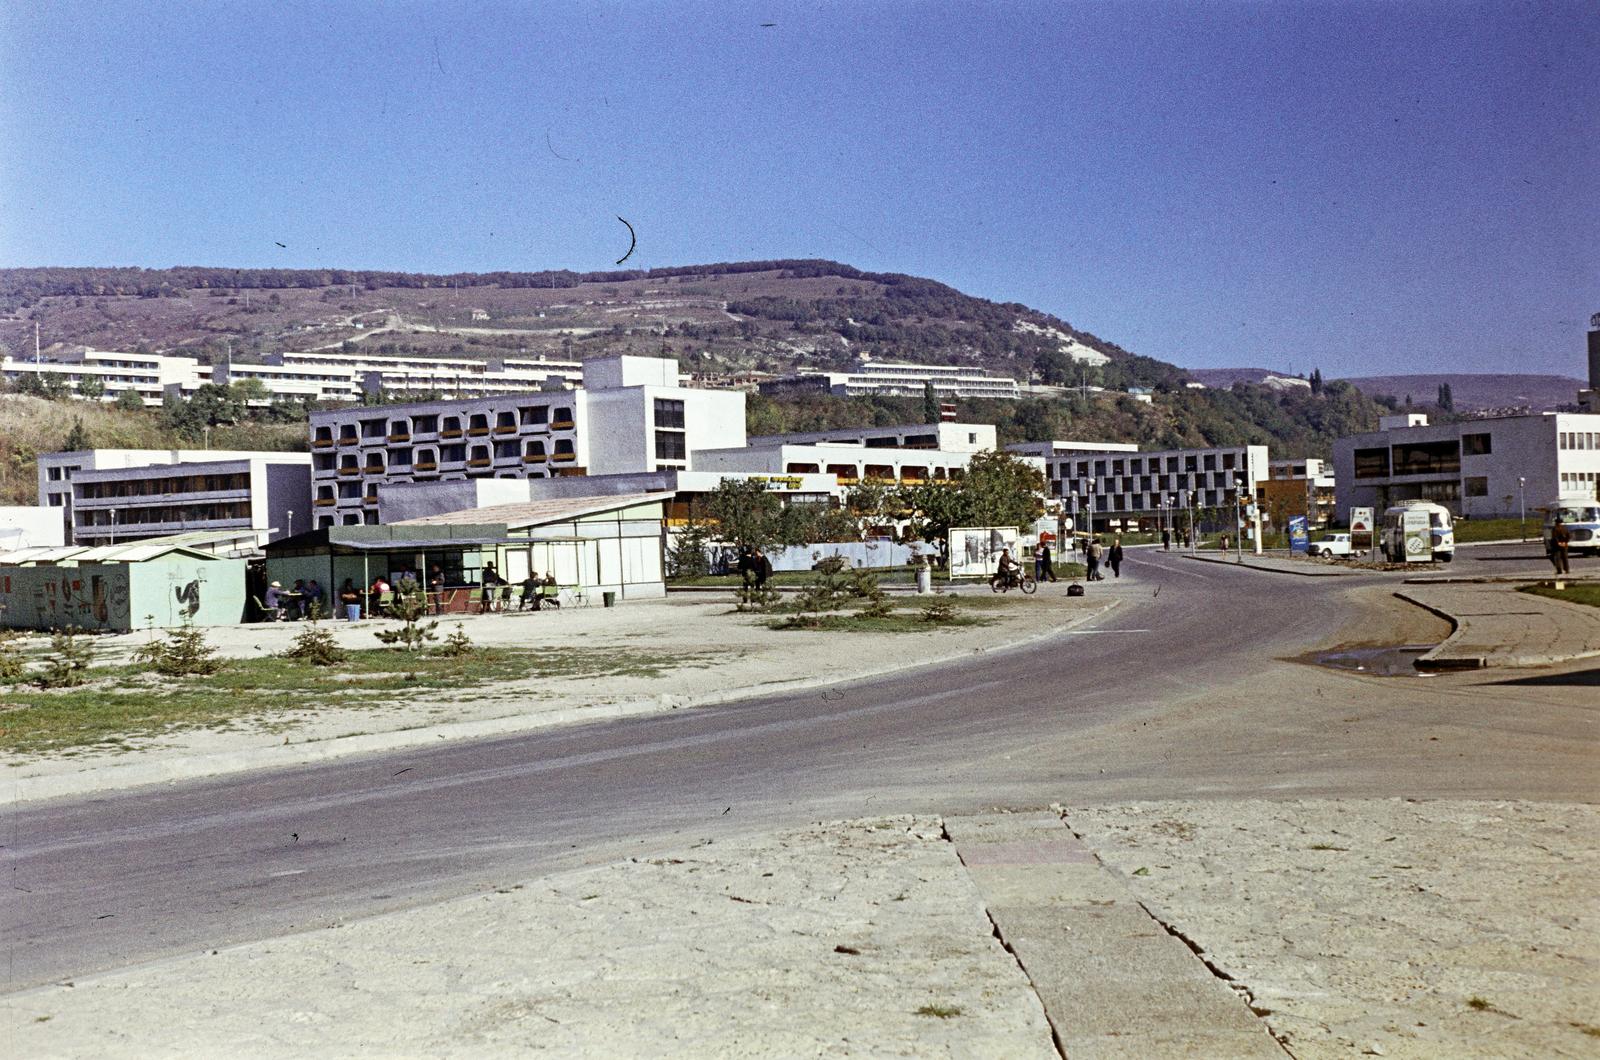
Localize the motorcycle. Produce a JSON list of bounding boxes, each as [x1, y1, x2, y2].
[[989, 566, 1037, 594]]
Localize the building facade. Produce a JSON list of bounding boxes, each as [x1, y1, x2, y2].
[[748, 422, 999, 453], [2, 349, 207, 405], [305, 355, 745, 529], [1013, 441, 1270, 526], [693, 441, 1011, 488], [1262, 457, 1338, 526], [759, 358, 1021, 400], [1333, 412, 1600, 519], [43, 451, 312, 547], [263, 350, 584, 400]]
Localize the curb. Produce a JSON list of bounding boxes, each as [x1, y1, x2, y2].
[[1180, 554, 1353, 578], [1394, 587, 1600, 671], [5, 598, 1121, 806]]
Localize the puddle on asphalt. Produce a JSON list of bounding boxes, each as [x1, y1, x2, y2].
[[1310, 644, 1440, 677]]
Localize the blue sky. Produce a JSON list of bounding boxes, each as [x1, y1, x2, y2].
[[1, 1, 1594, 378]]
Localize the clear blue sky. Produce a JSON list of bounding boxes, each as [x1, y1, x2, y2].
[[2, 1, 1594, 378]]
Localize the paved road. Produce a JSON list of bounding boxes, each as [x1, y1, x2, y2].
[[4, 546, 1594, 992]]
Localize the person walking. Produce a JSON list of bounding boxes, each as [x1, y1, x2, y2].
[[1161, 527, 1171, 551], [1109, 537, 1125, 578], [753, 547, 773, 590], [1550, 516, 1572, 575], [1086, 537, 1103, 581], [1039, 541, 1057, 582]]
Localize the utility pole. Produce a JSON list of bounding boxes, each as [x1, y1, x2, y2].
[[35, 321, 41, 363]]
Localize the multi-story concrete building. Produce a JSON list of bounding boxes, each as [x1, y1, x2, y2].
[[1011, 441, 1270, 527], [1333, 412, 1600, 519], [693, 441, 1034, 489], [2, 350, 208, 405], [214, 359, 363, 403], [263, 350, 583, 400], [748, 422, 999, 453], [43, 451, 311, 547], [37, 449, 286, 541], [305, 355, 745, 528], [1262, 457, 1338, 526], [759, 358, 1021, 401]]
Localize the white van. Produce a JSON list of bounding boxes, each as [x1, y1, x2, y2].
[[1381, 501, 1455, 563], [1542, 499, 1600, 557]]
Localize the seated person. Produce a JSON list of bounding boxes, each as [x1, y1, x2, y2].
[[263, 581, 287, 620], [519, 574, 542, 610], [540, 572, 561, 608]]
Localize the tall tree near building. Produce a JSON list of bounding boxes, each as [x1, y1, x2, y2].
[[922, 381, 940, 424], [1437, 382, 1454, 412], [900, 449, 1045, 545], [1309, 368, 1323, 395], [63, 418, 90, 451], [114, 388, 146, 412], [77, 374, 104, 399]]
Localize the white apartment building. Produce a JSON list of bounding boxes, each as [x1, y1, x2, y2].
[[43, 451, 311, 547], [2, 350, 208, 405], [37, 448, 290, 540], [1012, 441, 1270, 521], [1333, 412, 1600, 518], [306, 355, 745, 528], [748, 421, 999, 453], [264, 350, 583, 400], [693, 441, 1038, 489], [760, 358, 1021, 401], [214, 359, 363, 403]]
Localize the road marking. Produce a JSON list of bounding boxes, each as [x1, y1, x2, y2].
[[270, 870, 307, 878], [1063, 629, 1151, 634]]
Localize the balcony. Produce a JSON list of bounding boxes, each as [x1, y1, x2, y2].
[[363, 494, 380, 505], [492, 425, 517, 435], [337, 467, 361, 476], [362, 464, 385, 474], [338, 436, 359, 447], [467, 458, 492, 468], [314, 498, 336, 507], [312, 438, 335, 449], [523, 454, 547, 464], [467, 427, 490, 437], [388, 432, 411, 443], [414, 461, 438, 472], [441, 428, 464, 439], [549, 452, 576, 463], [550, 420, 575, 431]]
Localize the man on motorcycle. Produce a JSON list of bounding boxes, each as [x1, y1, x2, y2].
[[992, 548, 1022, 590]]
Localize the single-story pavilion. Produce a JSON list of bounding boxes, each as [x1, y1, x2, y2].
[[262, 524, 516, 614], [394, 492, 669, 601], [0, 539, 246, 632]]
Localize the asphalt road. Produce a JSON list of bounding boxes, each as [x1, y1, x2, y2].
[[4, 542, 1594, 993]]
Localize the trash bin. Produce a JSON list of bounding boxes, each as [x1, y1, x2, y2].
[[602, 591, 617, 608], [915, 563, 932, 595]]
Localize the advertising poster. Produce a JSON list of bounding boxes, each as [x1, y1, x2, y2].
[[1402, 508, 1433, 562], [947, 527, 1019, 579], [1349, 507, 1374, 551], [1288, 515, 1310, 553]]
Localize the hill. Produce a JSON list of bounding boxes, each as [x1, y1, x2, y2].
[[0, 262, 1391, 469], [1334, 373, 1586, 413]]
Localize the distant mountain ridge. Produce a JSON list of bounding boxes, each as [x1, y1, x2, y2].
[[1334, 373, 1586, 413]]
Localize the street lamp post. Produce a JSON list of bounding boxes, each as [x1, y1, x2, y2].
[[109, 508, 116, 547], [1518, 477, 1526, 541], [287, 510, 295, 539], [1168, 493, 1178, 549], [1234, 477, 1246, 563]]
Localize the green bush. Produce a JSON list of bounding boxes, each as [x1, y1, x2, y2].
[[281, 621, 347, 666], [135, 621, 225, 677], [37, 628, 93, 688]]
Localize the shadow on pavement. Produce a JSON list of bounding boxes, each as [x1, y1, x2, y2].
[[1491, 667, 1600, 687]]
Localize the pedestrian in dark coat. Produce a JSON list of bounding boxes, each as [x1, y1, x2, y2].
[[737, 547, 755, 589], [1109, 537, 1125, 578], [1550, 517, 1571, 575], [1086, 538, 1103, 581], [754, 548, 773, 589], [1039, 542, 1057, 582]]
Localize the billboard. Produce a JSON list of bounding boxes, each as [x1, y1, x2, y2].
[[948, 526, 1019, 579], [1288, 515, 1310, 553], [1402, 508, 1433, 562]]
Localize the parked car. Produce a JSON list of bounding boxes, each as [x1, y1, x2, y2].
[[1311, 533, 1353, 558]]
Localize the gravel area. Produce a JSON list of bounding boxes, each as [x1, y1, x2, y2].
[[1066, 799, 1600, 1058]]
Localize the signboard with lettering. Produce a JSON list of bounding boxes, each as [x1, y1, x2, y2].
[[1403, 508, 1432, 562], [1350, 506, 1374, 552], [1288, 515, 1310, 553]]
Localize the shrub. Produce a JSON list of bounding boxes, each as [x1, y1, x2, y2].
[[135, 621, 225, 676], [373, 576, 438, 652], [0, 641, 24, 682], [282, 621, 347, 666], [37, 628, 93, 688], [437, 624, 474, 657], [733, 585, 782, 613], [921, 596, 958, 624]]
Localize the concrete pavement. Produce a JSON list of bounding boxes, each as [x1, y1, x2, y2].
[[1399, 581, 1600, 668]]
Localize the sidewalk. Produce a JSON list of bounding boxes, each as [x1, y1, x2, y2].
[[1183, 552, 1358, 577], [1396, 582, 1600, 668], [9, 802, 1589, 1057]]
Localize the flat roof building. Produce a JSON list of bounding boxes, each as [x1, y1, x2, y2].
[[1012, 441, 1270, 523], [1332, 412, 1600, 518], [759, 358, 1021, 401], [748, 422, 999, 453], [305, 354, 745, 530], [2, 349, 208, 406], [54, 452, 312, 548]]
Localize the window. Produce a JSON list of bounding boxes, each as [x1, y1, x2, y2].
[[655, 431, 687, 461], [520, 405, 548, 427], [1354, 447, 1391, 478], [1464, 476, 1489, 497], [653, 398, 686, 429], [1461, 433, 1492, 456], [1393, 440, 1460, 476], [48, 467, 62, 481]]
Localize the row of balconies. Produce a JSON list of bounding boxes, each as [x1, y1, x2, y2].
[[312, 419, 577, 448], [318, 450, 574, 478]]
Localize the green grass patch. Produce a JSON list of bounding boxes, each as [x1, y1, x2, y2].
[[0, 646, 707, 757], [915, 1004, 963, 1019], [1519, 583, 1600, 609], [1455, 518, 1534, 544]]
